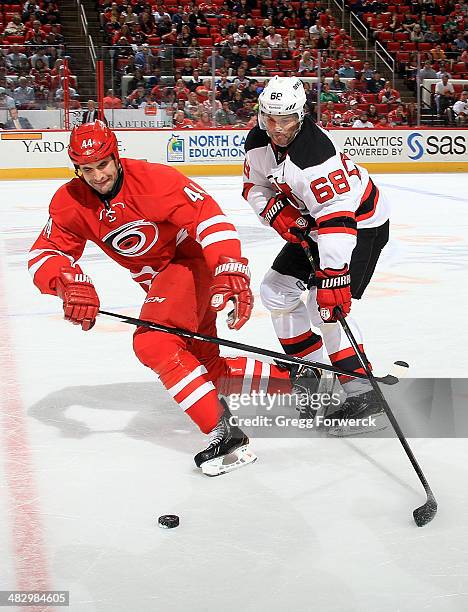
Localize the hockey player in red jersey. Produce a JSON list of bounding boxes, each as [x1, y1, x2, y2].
[[242, 77, 390, 436], [29, 120, 304, 475]]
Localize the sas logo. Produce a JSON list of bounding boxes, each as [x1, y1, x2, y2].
[[167, 134, 185, 162], [407, 132, 467, 161], [407, 132, 424, 160]]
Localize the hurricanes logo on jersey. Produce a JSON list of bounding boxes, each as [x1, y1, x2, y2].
[[102, 220, 159, 257]]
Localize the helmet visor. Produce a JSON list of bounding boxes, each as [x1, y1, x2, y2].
[[262, 112, 301, 147]]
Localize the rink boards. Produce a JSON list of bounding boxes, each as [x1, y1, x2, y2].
[[0, 127, 467, 179]]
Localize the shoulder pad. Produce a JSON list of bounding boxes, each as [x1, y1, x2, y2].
[[288, 116, 337, 169], [244, 125, 270, 153]]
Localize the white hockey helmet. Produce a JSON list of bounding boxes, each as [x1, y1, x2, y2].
[[258, 76, 306, 130]]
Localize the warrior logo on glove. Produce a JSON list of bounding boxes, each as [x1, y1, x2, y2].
[[315, 265, 352, 323], [209, 256, 253, 330]]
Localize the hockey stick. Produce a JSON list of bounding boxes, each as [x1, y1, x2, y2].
[[98, 309, 399, 385], [295, 231, 437, 526]]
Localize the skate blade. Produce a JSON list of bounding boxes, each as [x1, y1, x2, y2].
[[327, 415, 388, 438], [201, 445, 257, 477]]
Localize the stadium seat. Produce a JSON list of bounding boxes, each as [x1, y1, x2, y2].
[[387, 42, 400, 53]]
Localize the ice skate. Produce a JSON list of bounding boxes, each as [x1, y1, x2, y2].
[[288, 364, 337, 420], [326, 389, 388, 437], [194, 404, 257, 476]]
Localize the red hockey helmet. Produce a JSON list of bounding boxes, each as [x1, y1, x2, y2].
[[68, 120, 119, 166]]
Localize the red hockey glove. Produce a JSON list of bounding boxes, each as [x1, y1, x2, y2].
[[260, 194, 310, 243], [55, 265, 100, 331], [315, 266, 352, 323], [210, 256, 253, 330]]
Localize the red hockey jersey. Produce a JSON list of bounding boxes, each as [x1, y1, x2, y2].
[[29, 158, 241, 294]]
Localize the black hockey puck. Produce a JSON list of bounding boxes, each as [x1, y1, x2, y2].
[[158, 514, 179, 529]]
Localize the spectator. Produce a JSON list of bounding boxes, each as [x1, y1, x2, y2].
[[103, 89, 122, 109], [351, 73, 368, 93], [173, 109, 193, 128], [367, 104, 380, 123], [82, 100, 99, 124], [360, 61, 374, 80], [452, 91, 468, 125], [320, 83, 340, 103], [244, 17, 258, 39], [436, 62, 452, 79], [329, 73, 346, 96], [418, 60, 438, 80], [122, 5, 138, 26], [30, 48, 50, 70], [4, 14, 26, 37], [317, 31, 331, 50], [139, 12, 156, 36], [309, 18, 325, 38], [257, 39, 273, 59], [207, 49, 225, 72], [453, 32, 467, 53], [193, 110, 213, 128], [375, 115, 389, 128], [229, 46, 244, 71], [265, 27, 283, 48], [241, 80, 259, 102], [286, 29, 297, 50], [234, 68, 250, 90], [185, 91, 201, 119], [233, 25, 251, 46], [341, 100, 359, 126], [430, 45, 446, 62], [338, 60, 356, 79], [187, 69, 204, 92], [14, 77, 36, 109], [388, 104, 408, 126], [3, 107, 33, 130], [410, 24, 425, 43], [126, 84, 148, 108], [424, 25, 441, 44], [366, 71, 386, 94], [434, 73, 455, 115], [352, 112, 374, 128], [215, 100, 237, 126], [134, 45, 157, 73], [0, 87, 16, 110], [319, 110, 332, 128], [174, 78, 190, 101], [25, 20, 46, 44], [195, 78, 212, 102], [298, 51, 315, 73], [6, 46, 29, 74], [378, 81, 401, 104], [246, 46, 262, 72], [406, 102, 418, 127], [235, 98, 255, 124], [55, 81, 78, 103]]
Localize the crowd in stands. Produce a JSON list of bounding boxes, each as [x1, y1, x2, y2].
[[0, 0, 466, 127], [346, 0, 468, 119], [98, 0, 467, 126], [0, 1, 75, 113]]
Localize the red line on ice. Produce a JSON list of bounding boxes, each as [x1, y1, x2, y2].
[[0, 261, 51, 606]]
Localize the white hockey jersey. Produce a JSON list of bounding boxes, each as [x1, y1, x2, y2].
[[242, 117, 389, 269]]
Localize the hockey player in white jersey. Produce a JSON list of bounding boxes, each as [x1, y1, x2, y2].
[[242, 76, 390, 435]]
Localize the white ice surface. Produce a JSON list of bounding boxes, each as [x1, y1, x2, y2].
[[0, 174, 467, 611]]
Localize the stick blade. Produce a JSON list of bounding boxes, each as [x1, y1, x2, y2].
[[413, 494, 438, 527]]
